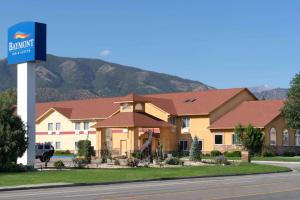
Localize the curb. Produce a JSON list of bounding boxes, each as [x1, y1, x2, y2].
[[0, 169, 292, 192]]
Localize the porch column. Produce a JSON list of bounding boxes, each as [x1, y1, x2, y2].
[[96, 128, 106, 158], [128, 127, 139, 155]]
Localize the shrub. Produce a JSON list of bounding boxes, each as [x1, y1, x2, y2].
[[54, 160, 65, 169], [224, 151, 241, 157], [165, 157, 182, 165], [127, 158, 139, 167], [77, 140, 95, 163], [114, 159, 120, 166], [214, 155, 230, 165], [131, 151, 142, 159], [283, 151, 296, 157], [261, 149, 276, 157], [189, 136, 202, 161], [210, 150, 222, 157], [54, 150, 73, 155]]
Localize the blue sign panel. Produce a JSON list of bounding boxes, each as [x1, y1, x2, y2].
[[7, 22, 46, 65]]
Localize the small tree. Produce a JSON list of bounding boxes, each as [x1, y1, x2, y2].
[[282, 72, 300, 130], [0, 107, 27, 171], [234, 124, 264, 155], [77, 140, 95, 163], [189, 136, 202, 161], [0, 89, 17, 110]]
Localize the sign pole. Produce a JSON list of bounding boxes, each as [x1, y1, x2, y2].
[[8, 21, 46, 167], [17, 62, 36, 166]]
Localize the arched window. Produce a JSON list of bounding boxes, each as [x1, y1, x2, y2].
[[270, 128, 277, 146], [283, 129, 289, 146], [295, 130, 300, 146]]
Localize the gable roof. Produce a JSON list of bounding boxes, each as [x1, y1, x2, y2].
[[145, 88, 250, 116], [36, 97, 120, 120], [35, 88, 254, 120], [209, 100, 284, 129], [93, 112, 173, 128]]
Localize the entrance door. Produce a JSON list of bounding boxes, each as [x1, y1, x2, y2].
[[120, 140, 127, 156]]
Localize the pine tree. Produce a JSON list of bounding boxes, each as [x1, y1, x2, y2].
[[189, 136, 202, 161], [282, 72, 300, 129]]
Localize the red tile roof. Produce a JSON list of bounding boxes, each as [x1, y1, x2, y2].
[[36, 88, 252, 120], [36, 97, 120, 120], [93, 112, 173, 128], [145, 88, 251, 115], [209, 100, 284, 129]]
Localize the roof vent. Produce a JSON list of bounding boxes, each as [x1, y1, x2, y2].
[[184, 99, 191, 103], [184, 98, 197, 103], [191, 98, 197, 102]]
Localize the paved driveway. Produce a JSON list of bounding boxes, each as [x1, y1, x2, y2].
[[253, 160, 300, 172]]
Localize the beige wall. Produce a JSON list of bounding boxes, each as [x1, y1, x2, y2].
[[145, 103, 169, 122], [36, 109, 97, 151], [264, 116, 296, 146]]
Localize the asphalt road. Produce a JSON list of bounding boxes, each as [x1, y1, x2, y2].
[[1, 170, 300, 200]]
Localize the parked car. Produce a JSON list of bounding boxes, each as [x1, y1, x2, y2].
[[35, 143, 55, 162]]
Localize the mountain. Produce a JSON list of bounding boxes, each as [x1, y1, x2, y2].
[[249, 84, 274, 93], [0, 54, 213, 102], [250, 87, 288, 100]]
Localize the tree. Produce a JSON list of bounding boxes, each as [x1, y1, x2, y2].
[[189, 136, 202, 161], [234, 124, 264, 155], [0, 89, 17, 110], [77, 140, 95, 163], [282, 72, 300, 129], [0, 107, 27, 171]]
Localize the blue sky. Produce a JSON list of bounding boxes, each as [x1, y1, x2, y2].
[[0, 0, 299, 88]]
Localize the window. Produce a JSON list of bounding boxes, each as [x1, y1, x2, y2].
[[214, 134, 223, 145], [75, 122, 81, 130], [169, 117, 177, 125], [270, 128, 277, 146], [283, 129, 289, 146], [48, 123, 53, 131], [84, 122, 90, 130], [181, 117, 190, 128], [55, 142, 61, 150], [56, 123, 61, 131], [75, 142, 79, 150], [198, 140, 203, 150], [295, 130, 300, 146], [232, 134, 240, 145], [179, 141, 188, 151]]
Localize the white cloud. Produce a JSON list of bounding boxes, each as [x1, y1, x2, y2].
[[99, 49, 112, 57]]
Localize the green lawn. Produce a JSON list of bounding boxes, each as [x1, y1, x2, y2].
[[203, 156, 300, 162], [0, 164, 289, 187]]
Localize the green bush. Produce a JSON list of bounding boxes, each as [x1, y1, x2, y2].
[[54, 150, 73, 155], [262, 149, 276, 157], [172, 151, 189, 158], [72, 158, 88, 168], [283, 151, 296, 157], [127, 158, 139, 167], [77, 140, 95, 163], [210, 150, 222, 157], [224, 151, 241, 157], [189, 137, 202, 161], [165, 157, 182, 165], [54, 160, 65, 169], [131, 151, 142, 159]]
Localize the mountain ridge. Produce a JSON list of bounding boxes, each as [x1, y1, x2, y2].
[[0, 54, 214, 102]]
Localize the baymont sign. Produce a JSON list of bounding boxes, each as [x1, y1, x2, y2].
[[7, 22, 46, 65]]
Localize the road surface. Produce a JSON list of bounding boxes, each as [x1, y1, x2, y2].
[[1, 170, 300, 200]]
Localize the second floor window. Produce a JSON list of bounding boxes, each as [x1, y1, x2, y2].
[[84, 122, 90, 130], [169, 117, 177, 125], [56, 123, 61, 131], [48, 123, 53, 131], [75, 122, 81, 130], [181, 117, 190, 128]]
